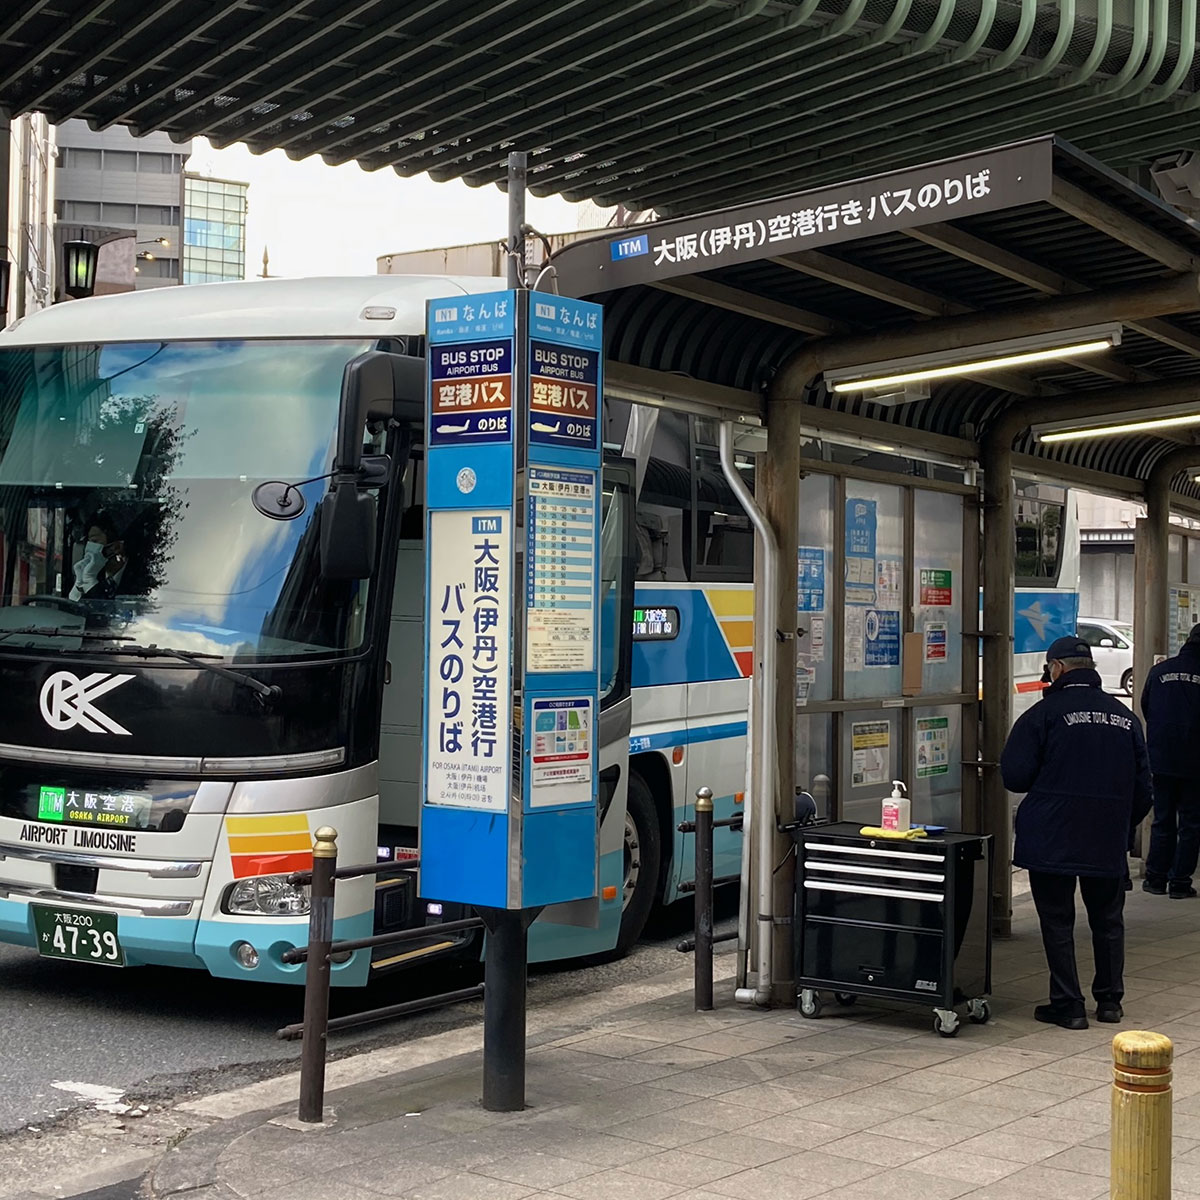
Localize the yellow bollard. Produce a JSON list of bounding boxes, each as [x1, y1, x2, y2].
[[1111, 1031, 1173, 1200]]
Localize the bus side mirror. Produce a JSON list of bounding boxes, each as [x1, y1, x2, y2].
[[333, 350, 424, 476], [321, 351, 425, 580], [319, 488, 376, 580]]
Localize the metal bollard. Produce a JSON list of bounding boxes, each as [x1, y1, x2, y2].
[[1111, 1031, 1172, 1200], [694, 786, 714, 1011], [297, 826, 338, 1124]]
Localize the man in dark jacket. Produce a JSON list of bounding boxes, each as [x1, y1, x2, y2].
[[1141, 623, 1200, 898], [1002, 635, 1153, 1029]]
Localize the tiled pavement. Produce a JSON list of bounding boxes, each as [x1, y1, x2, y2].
[[175, 880, 1200, 1200]]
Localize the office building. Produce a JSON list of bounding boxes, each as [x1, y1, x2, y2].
[[54, 119, 191, 289], [183, 173, 248, 284]]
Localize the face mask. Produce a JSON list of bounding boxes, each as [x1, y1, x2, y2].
[[1040, 664, 1052, 684]]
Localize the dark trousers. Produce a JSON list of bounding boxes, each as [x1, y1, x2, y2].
[[1145, 775, 1200, 891], [1028, 870, 1125, 1012]]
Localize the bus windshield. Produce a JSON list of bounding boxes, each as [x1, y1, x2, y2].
[[0, 337, 376, 661]]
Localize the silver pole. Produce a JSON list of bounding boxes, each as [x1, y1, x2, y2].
[[719, 422, 779, 1005]]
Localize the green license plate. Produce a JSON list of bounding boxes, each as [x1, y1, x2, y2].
[[31, 905, 124, 966]]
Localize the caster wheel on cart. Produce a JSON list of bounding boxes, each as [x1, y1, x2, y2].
[[834, 992, 857, 1007], [799, 989, 823, 1019], [967, 999, 991, 1025], [933, 1008, 961, 1038]]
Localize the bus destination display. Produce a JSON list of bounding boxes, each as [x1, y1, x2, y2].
[[633, 606, 680, 641], [37, 784, 152, 829]]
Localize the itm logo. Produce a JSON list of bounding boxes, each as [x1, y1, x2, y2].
[[39, 671, 134, 736]]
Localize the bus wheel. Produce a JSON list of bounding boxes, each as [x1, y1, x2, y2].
[[617, 772, 661, 955]]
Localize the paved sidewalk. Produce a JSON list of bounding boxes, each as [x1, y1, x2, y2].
[[132, 880, 1200, 1200]]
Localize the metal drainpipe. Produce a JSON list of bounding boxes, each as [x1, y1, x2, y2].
[[980, 427, 1016, 937], [719, 421, 779, 1007]]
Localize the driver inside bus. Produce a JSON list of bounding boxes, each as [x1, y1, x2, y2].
[[69, 515, 128, 601]]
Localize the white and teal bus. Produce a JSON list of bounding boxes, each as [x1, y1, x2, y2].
[[0, 276, 755, 984]]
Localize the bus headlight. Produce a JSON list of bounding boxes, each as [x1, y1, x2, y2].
[[224, 875, 311, 916]]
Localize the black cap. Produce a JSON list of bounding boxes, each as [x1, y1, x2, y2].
[[1188, 623, 1200, 646], [1045, 635, 1093, 663]]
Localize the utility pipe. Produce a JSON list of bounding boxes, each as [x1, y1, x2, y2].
[[719, 421, 779, 1006]]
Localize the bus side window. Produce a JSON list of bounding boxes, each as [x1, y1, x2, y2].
[[635, 409, 691, 582], [692, 419, 754, 582]]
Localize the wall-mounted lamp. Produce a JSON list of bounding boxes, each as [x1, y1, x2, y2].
[[61, 240, 99, 300], [822, 324, 1123, 397], [138, 237, 169, 248]]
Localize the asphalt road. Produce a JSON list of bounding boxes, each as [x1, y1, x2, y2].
[[0, 895, 737, 1136]]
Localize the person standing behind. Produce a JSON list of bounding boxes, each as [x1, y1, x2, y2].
[[1141, 623, 1200, 899], [1002, 635, 1153, 1029]]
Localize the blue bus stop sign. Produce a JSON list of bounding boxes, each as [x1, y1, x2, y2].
[[421, 289, 603, 910]]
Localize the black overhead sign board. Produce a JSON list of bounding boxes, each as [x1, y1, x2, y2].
[[555, 139, 1055, 297]]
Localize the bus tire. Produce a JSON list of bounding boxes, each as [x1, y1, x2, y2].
[[617, 772, 661, 956]]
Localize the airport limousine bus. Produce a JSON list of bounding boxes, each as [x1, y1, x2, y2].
[[0, 276, 756, 985]]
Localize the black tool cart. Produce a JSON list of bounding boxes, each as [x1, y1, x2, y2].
[[795, 823, 993, 1036]]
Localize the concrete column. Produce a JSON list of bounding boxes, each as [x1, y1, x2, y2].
[[980, 433, 1015, 938], [762, 396, 802, 1001], [1144, 472, 1173, 669]]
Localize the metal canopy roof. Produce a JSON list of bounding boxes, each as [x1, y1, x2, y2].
[[2, 1, 1199, 215], [553, 136, 1200, 497]]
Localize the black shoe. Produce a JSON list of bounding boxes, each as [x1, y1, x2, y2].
[[1034, 1004, 1089, 1030], [1143, 881, 1167, 895], [1170, 886, 1198, 899], [1096, 1002, 1124, 1023], [1124, 877, 1133, 892]]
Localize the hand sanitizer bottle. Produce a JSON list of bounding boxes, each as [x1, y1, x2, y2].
[[880, 780, 910, 832]]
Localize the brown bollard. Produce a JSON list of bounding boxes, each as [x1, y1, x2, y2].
[[1111, 1030, 1172, 1200]]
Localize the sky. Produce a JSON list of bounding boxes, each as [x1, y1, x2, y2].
[[185, 138, 609, 279]]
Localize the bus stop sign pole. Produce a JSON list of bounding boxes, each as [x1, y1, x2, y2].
[[421, 152, 605, 1112]]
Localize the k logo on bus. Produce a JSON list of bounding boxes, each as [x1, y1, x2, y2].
[[39, 671, 134, 736]]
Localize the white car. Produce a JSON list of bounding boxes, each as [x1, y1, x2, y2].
[[1077, 617, 1134, 695]]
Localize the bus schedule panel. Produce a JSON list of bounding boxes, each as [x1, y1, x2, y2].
[[421, 290, 603, 913]]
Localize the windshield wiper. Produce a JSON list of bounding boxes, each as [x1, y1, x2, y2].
[[0, 626, 134, 643], [85, 644, 282, 702]]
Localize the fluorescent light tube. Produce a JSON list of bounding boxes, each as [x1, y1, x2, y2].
[[1038, 412, 1200, 443], [830, 338, 1115, 393]]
